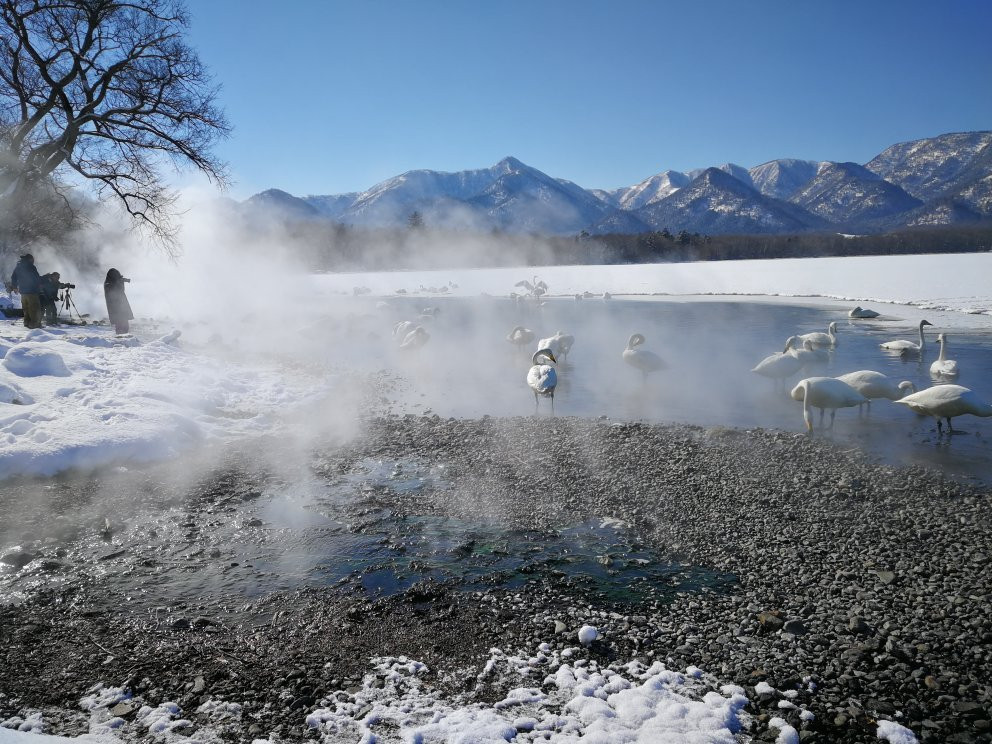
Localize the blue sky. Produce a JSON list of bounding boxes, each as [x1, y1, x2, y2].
[[186, 0, 992, 199]]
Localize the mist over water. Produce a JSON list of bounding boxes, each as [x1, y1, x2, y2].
[[348, 295, 992, 482]]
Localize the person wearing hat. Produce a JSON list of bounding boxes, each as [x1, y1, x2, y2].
[[9, 254, 43, 329], [103, 268, 133, 334], [39, 271, 69, 326]]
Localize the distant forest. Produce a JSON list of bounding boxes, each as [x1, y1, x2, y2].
[[276, 219, 992, 272]]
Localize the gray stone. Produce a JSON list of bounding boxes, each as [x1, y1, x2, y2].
[[783, 619, 808, 635]]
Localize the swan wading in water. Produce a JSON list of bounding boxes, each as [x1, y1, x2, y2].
[[622, 334, 666, 380], [895, 384, 992, 433], [849, 306, 880, 318], [506, 326, 535, 350], [784, 337, 829, 366], [835, 370, 915, 412], [930, 333, 959, 377], [880, 319, 932, 354], [398, 325, 430, 351], [527, 348, 558, 413], [790, 377, 867, 431], [752, 339, 806, 386], [537, 331, 575, 362], [797, 321, 838, 348]]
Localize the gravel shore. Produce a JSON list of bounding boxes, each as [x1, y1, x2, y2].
[[2, 415, 991, 743]]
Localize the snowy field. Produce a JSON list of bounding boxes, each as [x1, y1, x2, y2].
[[2, 252, 990, 743]]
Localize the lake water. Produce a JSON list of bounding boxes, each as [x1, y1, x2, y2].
[[361, 296, 992, 482]]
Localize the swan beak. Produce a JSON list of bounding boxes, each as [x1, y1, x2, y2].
[[547, 351, 557, 364]]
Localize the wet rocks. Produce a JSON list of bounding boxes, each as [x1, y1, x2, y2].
[[2, 415, 992, 744]]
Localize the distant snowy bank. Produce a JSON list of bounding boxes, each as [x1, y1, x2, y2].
[[313, 252, 992, 327]]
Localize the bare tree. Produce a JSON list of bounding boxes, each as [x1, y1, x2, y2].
[[0, 0, 230, 250]]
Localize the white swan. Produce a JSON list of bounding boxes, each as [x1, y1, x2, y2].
[[537, 330, 574, 362], [880, 319, 932, 354], [849, 306, 880, 318], [527, 348, 558, 413], [398, 325, 430, 351], [835, 370, 915, 412], [752, 339, 805, 385], [790, 377, 867, 431], [930, 333, 959, 377], [797, 321, 838, 348], [784, 337, 829, 365], [622, 334, 665, 379], [506, 326, 535, 349], [895, 384, 992, 433]]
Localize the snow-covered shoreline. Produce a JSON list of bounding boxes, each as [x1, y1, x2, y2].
[[311, 252, 992, 330]]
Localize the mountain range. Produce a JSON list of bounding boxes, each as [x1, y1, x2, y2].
[[244, 131, 992, 236]]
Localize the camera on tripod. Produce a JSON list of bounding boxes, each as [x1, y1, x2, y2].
[[63, 282, 76, 289]]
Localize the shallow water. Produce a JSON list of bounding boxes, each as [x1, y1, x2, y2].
[[0, 457, 734, 614], [358, 296, 992, 482]]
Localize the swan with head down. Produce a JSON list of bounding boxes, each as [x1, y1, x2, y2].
[[895, 384, 992, 434], [790, 377, 867, 432], [527, 348, 558, 413], [622, 334, 665, 380], [835, 370, 915, 413]]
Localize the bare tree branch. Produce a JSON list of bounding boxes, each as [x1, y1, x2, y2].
[[0, 0, 229, 248]]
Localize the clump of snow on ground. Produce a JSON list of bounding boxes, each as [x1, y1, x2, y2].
[[877, 719, 919, 743], [304, 646, 750, 743]]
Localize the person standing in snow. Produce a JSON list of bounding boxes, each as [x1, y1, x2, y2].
[[104, 268, 134, 334], [39, 272, 68, 325], [9, 253, 43, 329]]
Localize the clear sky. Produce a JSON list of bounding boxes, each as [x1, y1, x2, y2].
[[185, 0, 992, 199]]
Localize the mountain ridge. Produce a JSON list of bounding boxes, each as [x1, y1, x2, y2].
[[244, 130, 992, 236]]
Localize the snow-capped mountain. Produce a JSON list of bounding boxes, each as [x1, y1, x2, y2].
[[244, 130, 992, 236], [865, 131, 992, 201], [749, 159, 822, 200], [687, 163, 753, 188], [634, 168, 825, 234], [788, 162, 921, 227], [609, 170, 690, 211]]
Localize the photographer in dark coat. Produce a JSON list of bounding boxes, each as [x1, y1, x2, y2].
[[40, 272, 70, 326], [104, 268, 133, 334], [9, 253, 43, 329]]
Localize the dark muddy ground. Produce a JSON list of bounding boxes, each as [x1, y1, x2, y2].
[[1, 415, 991, 743]]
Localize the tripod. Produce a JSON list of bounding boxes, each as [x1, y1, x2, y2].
[[60, 287, 87, 324]]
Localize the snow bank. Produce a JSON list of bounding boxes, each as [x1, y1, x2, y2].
[[0, 322, 322, 480], [312, 252, 992, 326]]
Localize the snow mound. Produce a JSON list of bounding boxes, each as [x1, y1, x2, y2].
[[2, 344, 71, 377], [877, 720, 919, 743], [0, 380, 33, 405]]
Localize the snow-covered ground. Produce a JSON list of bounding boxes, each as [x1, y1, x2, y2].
[[0, 639, 922, 744], [0, 252, 989, 482]]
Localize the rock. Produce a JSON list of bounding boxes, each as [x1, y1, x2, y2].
[[783, 619, 808, 636], [109, 702, 136, 718], [848, 617, 873, 636], [758, 612, 784, 633], [192, 675, 205, 693], [0, 550, 36, 569], [553, 620, 567, 635], [876, 570, 896, 585]]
